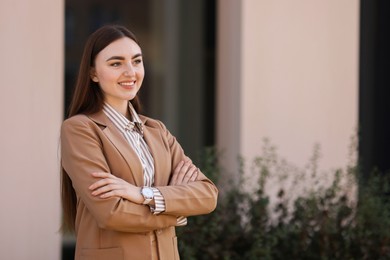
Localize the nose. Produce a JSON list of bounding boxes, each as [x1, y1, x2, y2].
[[124, 63, 136, 76]]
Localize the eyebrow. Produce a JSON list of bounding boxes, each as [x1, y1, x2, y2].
[[106, 53, 143, 62]]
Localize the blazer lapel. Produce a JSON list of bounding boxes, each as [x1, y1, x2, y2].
[[142, 119, 171, 186], [88, 111, 144, 187]]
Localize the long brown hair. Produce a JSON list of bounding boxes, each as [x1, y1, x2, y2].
[[61, 25, 142, 232]]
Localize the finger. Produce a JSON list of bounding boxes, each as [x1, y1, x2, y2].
[[92, 182, 124, 196], [99, 191, 112, 198], [89, 178, 110, 190], [175, 161, 192, 184], [182, 165, 197, 184], [92, 185, 109, 196], [91, 182, 113, 195], [99, 189, 121, 199], [173, 161, 185, 175], [101, 185, 128, 197], [170, 161, 184, 185], [184, 157, 192, 164], [89, 175, 120, 190], [190, 168, 199, 182]]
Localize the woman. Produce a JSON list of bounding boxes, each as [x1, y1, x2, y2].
[[61, 24, 218, 260]]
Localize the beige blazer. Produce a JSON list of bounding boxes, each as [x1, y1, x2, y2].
[[61, 110, 218, 260]]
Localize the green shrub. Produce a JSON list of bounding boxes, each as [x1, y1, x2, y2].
[[177, 143, 390, 260]]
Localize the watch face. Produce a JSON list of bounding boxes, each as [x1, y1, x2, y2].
[[142, 187, 154, 198]]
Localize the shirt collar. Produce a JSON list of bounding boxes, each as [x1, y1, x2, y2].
[[103, 102, 144, 136]]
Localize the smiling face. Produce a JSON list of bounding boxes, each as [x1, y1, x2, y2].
[[91, 37, 144, 112]]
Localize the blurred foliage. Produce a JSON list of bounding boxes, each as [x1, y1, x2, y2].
[[177, 142, 390, 260]]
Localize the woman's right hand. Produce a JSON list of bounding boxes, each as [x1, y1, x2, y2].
[[169, 159, 198, 186], [89, 172, 143, 204]]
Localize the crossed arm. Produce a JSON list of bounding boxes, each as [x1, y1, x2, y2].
[[62, 116, 217, 231], [89, 159, 199, 206]]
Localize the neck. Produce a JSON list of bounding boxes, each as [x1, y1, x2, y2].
[[106, 101, 131, 120]]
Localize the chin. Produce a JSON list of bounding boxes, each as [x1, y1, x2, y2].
[[126, 94, 137, 101]]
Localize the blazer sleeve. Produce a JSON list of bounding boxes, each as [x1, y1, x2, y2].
[[153, 120, 219, 217], [61, 116, 177, 233]]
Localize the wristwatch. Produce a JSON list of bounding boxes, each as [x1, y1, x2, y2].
[[141, 187, 154, 205]]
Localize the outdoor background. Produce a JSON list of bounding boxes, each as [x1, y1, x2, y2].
[[0, 0, 389, 259]]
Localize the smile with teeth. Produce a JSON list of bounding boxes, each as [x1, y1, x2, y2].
[[119, 81, 135, 86]]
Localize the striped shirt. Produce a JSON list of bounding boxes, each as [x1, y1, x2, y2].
[[103, 102, 187, 225], [103, 102, 166, 214]]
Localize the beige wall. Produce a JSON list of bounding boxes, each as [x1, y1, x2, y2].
[[217, 0, 359, 179], [0, 0, 63, 259]]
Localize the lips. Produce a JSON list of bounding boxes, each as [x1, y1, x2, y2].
[[119, 81, 135, 86], [118, 81, 136, 90]]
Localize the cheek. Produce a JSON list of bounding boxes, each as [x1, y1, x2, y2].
[[97, 69, 118, 85], [137, 69, 145, 80]]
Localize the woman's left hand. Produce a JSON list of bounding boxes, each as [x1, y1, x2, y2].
[[169, 159, 198, 186], [89, 172, 143, 204]]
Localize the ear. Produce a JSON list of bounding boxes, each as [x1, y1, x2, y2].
[[90, 68, 99, 82]]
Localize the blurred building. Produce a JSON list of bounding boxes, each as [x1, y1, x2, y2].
[[1, 0, 388, 259]]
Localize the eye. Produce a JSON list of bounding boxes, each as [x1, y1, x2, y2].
[[110, 62, 121, 67], [133, 59, 143, 65]]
